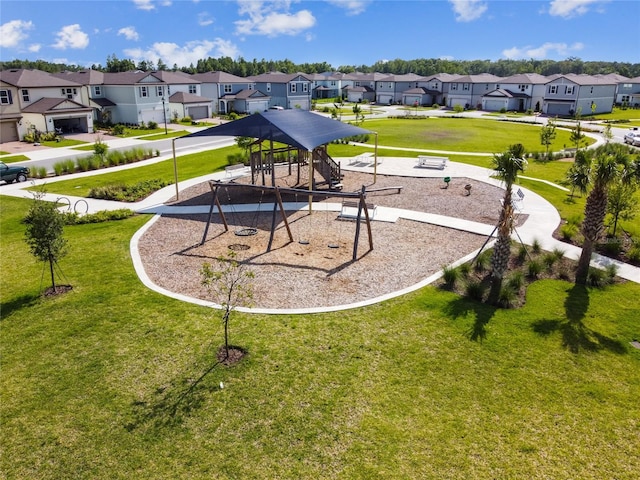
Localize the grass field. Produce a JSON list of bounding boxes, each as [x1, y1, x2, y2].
[[1, 193, 639, 479]]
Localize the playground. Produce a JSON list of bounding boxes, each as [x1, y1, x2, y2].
[[136, 165, 517, 310]]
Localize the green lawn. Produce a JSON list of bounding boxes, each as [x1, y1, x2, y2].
[[40, 138, 88, 148], [0, 154, 30, 162], [358, 117, 590, 153], [1, 194, 639, 479], [31, 146, 239, 198], [140, 130, 192, 141]]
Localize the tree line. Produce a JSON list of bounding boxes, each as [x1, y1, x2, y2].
[[2, 55, 639, 78]]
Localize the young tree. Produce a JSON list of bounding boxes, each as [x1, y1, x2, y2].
[[487, 144, 526, 305], [570, 108, 585, 151], [539, 117, 557, 160], [565, 149, 592, 198], [24, 190, 69, 292], [235, 136, 254, 158], [200, 251, 254, 361], [602, 123, 613, 144], [606, 182, 638, 237]]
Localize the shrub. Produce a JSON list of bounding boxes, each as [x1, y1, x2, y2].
[[465, 280, 485, 301], [498, 286, 517, 308], [587, 267, 608, 288], [474, 250, 491, 272], [453, 104, 464, 114], [601, 237, 622, 256], [441, 265, 460, 289], [432, 103, 440, 109], [64, 209, 135, 225], [88, 179, 168, 202], [628, 243, 640, 264], [506, 271, 524, 292], [181, 116, 192, 123], [516, 244, 529, 263], [527, 259, 543, 279], [560, 223, 578, 241], [605, 263, 618, 281], [106, 150, 125, 166], [458, 262, 471, 277], [499, 107, 507, 114], [111, 124, 125, 135], [542, 252, 558, 270], [53, 161, 65, 176], [147, 121, 158, 129], [552, 247, 565, 261], [531, 238, 542, 254], [76, 156, 91, 172]]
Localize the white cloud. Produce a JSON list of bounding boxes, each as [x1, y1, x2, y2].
[[124, 39, 240, 68], [28, 44, 41, 53], [235, 1, 316, 37], [502, 42, 584, 59], [52, 24, 89, 50], [118, 26, 140, 41], [326, 0, 369, 16], [0, 20, 34, 48], [133, 0, 172, 11], [449, 0, 488, 22], [198, 12, 214, 26], [548, 0, 604, 18]]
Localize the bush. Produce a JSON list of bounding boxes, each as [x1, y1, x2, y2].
[[527, 259, 543, 279], [506, 271, 524, 292], [64, 209, 135, 225], [181, 116, 192, 123], [601, 237, 622, 256], [458, 262, 471, 277], [111, 124, 125, 135], [432, 103, 440, 109], [88, 179, 169, 202], [516, 244, 529, 263], [474, 250, 491, 272], [441, 265, 460, 289], [560, 223, 578, 241], [106, 150, 125, 167], [148, 121, 158, 129], [587, 267, 608, 288], [76, 156, 91, 172], [531, 238, 542, 254], [465, 280, 485, 301], [628, 243, 640, 264], [30, 166, 48, 179], [542, 252, 558, 270], [498, 286, 517, 308], [453, 104, 464, 114]]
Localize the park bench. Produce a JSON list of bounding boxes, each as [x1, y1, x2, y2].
[[416, 155, 448, 170], [348, 152, 374, 165], [224, 163, 249, 179], [340, 200, 377, 219]]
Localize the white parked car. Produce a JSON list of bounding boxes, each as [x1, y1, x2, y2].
[[624, 129, 640, 146]]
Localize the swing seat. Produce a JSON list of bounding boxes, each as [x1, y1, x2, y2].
[[235, 227, 258, 236]]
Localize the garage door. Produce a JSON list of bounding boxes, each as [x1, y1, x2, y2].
[[378, 95, 393, 105], [0, 122, 19, 142], [484, 100, 504, 111], [188, 106, 208, 120], [546, 103, 572, 116]]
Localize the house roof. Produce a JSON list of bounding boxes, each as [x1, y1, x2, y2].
[[247, 72, 312, 83], [224, 89, 269, 100], [52, 70, 105, 85], [100, 71, 201, 85], [483, 88, 530, 99], [545, 74, 617, 86], [91, 97, 116, 107], [21, 97, 91, 114], [403, 87, 438, 95], [498, 73, 549, 84], [183, 110, 371, 151], [0, 69, 81, 88], [169, 92, 209, 103], [450, 73, 502, 83], [191, 71, 248, 83]]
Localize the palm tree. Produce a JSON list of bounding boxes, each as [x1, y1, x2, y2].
[[574, 146, 625, 284], [487, 144, 526, 305]]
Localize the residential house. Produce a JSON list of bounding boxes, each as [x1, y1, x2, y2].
[[481, 73, 548, 112], [543, 74, 617, 116], [0, 69, 93, 139], [341, 72, 386, 103], [248, 72, 312, 110], [614, 76, 640, 107], [308, 72, 343, 100], [447, 73, 501, 109], [191, 71, 261, 115]]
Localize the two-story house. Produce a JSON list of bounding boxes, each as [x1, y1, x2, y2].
[[0, 69, 93, 138], [480, 73, 548, 112], [447, 74, 502, 109], [615, 76, 640, 107], [543, 74, 617, 116], [340, 72, 383, 103], [191, 71, 267, 114], [308, 72, 343, 101], [248, 72, 312, 110]]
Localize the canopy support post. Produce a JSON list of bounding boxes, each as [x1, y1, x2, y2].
[[172, 138, 179, 200]]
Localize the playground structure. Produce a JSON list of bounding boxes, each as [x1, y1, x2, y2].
[[201, 180, 375, 261]]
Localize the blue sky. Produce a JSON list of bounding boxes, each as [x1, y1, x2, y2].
[[1, 0, 638, 69]]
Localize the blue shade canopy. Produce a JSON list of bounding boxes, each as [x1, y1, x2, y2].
[[182, 109, 371, 151]]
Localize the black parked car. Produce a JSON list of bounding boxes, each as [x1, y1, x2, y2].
[[0, 161, 29, 184]]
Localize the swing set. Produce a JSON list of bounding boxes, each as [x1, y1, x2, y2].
[[201, 181, 375, 261]]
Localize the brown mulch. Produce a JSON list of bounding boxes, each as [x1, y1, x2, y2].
[[137, 166, 519, 310]]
